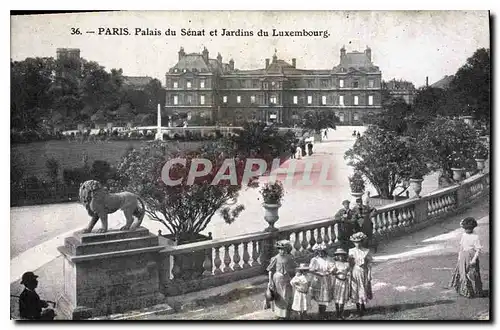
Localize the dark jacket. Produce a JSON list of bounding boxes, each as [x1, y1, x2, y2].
[[333, 208, 360, 241], [352, 204, 376, 237], [19, 288, 46, 320]]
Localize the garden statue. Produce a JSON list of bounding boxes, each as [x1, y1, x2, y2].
[[79, 180, 146, 234]]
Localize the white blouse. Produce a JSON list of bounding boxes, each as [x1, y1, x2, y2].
[[460, 233, 482, 252]]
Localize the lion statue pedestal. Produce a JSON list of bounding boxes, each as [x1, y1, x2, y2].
[[57, 227, 167, 320]]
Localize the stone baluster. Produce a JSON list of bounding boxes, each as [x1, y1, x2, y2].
[[309, 229, 316, 249], [223, 245, 232, 272], [323, 226, 330, 246], [301, 231, 309, 251], [330, 223, 336, 242], [397, 210, 404, 229], [316, 227, 323, 245], [171, 255, 182, 280], [233, 243, 242, 271], [242, 242, 251, 269], [251, 241, 260, 267], [202, 249, 213, 276], [213, 247, 223, 275], [293, 232, 302, 255]]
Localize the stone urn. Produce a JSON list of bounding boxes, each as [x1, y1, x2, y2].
[[475, 159, 486, 172], [451, 168, 466, 182], [351, 191, 364, 199], [263, 203, 281, 232], [409, 178, 424, 198]]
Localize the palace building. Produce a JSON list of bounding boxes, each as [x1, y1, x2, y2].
[[164, 46, 382, 125]]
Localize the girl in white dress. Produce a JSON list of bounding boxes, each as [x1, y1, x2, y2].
[[348, 232, 373, 317], [330, 248, 351, 319], [449, 217, 483, 298], [290, 263, 311, 319]]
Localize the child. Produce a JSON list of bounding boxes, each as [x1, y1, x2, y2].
[[18, 272, 55, 320], [290, 263, 311, 320], [330, 248, 351, 320], [449, 217, 483, 298], [348, 232, 373, 317]]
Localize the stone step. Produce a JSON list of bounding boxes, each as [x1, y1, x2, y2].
[[64, 233, 159, 255], [75, 227, 151, 244]]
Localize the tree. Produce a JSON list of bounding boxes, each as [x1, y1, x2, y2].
[[113, 141, 254, 240], [449, 48, 490, 123], [418, 117, 481, 179], [344, 126, 429, 199], [365, 98, 412, 135], [301, 110, 338, 134]]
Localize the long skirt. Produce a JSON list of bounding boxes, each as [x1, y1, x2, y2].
[[291, 292, 310, 312], [310, 275, 332, 305], [449, 249, 483, 298], [271, 272, 293, 317], [350, 266, 372, 304], [332, 277, 350, 304]]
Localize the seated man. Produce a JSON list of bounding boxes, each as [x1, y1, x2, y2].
[[352, 198, 377, 252], [333, 200, 360, 250], [19, 272, 55, 320]]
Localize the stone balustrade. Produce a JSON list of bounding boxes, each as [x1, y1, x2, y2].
[[157, 171, 489, 297]]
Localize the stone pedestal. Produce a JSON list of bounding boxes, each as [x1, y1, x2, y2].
[[57, 227, 165, 320]]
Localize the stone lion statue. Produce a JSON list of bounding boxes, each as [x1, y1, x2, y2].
[[79, 180, 146, 234]]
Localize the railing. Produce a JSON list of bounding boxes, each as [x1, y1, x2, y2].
[[158, 171, 489, 296]]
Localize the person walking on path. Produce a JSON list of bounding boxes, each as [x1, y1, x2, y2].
[[290, 263, 311, 320], [449, 217, 484, 298], [334, 200, 360, 251], [267, 240, 297, 319], [352, 198, 377, 252], [308, 242, 333, 319], [330, 248, 352, 320], [348, 232, 373, 318], [18, 272, 56, 320]]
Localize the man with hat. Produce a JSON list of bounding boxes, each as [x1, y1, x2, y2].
[[19, 271, 55, 320], [352, 197, 377, 252], [333, 200, 360, 250]]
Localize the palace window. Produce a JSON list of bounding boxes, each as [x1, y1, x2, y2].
[[237, 96, 241, 104], [187, 95, 192, 105], [339, 79, 344, 88], [353, 81, 359, 88], [322, 95, 327, 105], [354, 113, 359, 121], [339, 95, 344, 106], [200, 79, 206, 88], [186, 81, 192, 89], [368, 95, 374, 105], [200, 95, 205, 105], [368, 79, 374, 88], [223, 96, 228, 103], [173, 95, 178, 105], [321, 79, 329, 88], [307, 95, 312, 105], [307, 80, 314, 88], [293, 96, 298, 104], [173, 81, 178, 88], [270, 95, 277, 104], [338, 112, 345, 122], [354, 96, 359, 105], [251, 95, 256, 103]]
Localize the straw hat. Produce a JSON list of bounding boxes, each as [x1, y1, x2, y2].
[[296, 263, 310, 271], [333, 248, 348, 255], [312, 242, 328, 251], [350, 232, 368, 242]]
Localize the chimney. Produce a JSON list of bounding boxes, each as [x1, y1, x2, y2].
[[217, 52, 222, 64], [265, 58, 270, 69], [229, 59, 234, 71], [426, 76, 429, 87], [292, 58, 296, 68], [178, 47, 185, 61], [202, 47, 209, 64], [365, 46, 372, 62]]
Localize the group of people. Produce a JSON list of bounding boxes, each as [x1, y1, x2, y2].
[[290, 139, 314, 160], [266, 232, 373, 320]]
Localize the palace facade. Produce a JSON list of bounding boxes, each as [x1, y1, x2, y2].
[[164, 46, 382, 125]]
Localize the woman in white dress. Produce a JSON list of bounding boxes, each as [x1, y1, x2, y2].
[[308, 242, 333, 319], [267, 240, 297, 319], [348, 232, 373, 317], [330, 248, 351, 319], [449, 217, 484, 298]]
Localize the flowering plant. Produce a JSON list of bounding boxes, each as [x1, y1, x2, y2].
[[260, 180, 285, 204], [349, 171, 365, 193], [447, 150, 467, 169], [474, 143, 489, 159]]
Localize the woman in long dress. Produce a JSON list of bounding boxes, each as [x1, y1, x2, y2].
[[267, 240, 297, 319], [449, 217, 484, 298], [348, 232, 373, 317], [308, 242, 333, 319]]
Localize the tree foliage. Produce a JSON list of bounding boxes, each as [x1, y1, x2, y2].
[[301, 110, 338, 134]]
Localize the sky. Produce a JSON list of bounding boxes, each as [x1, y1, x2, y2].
[[10, 11, 490, 87]]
